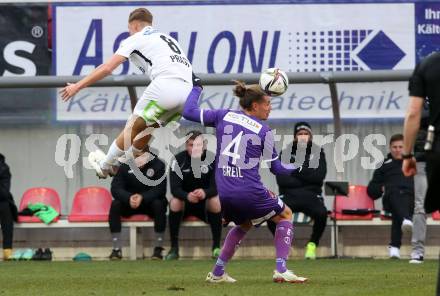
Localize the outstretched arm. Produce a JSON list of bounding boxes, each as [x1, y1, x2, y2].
[[60, 54, 126, 101], [183, 86, 221, 127], [182, 86, 204, 123]]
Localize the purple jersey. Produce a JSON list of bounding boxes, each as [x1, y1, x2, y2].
[[183, 87, 296, 199]]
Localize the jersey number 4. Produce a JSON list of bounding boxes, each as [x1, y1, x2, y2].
[[160, 35, 181, 54], [221, 131, 243, 165]]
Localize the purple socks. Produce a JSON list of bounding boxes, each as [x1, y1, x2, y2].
[[212, 226, 247, 276], [274, 220, 293, 273], [211, 221, 293, 276]]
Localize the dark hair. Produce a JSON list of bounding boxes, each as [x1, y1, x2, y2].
[[128, 8, 153, 24], [186, 130, 203, 141], [233, 80, 267, 111], [390, 133, 403, 145]]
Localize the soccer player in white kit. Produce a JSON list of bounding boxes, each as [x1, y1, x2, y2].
[[60, 8, 193, 178]]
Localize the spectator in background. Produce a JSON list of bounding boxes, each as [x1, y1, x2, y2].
[[0, 154, 17, 261], [268, 122, 327, 259], [166, 131, 221, 260], [367, 134, 414, 259], [109, 150, 167, 260]]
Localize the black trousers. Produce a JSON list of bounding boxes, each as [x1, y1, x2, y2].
[[424, 150, 440, 296], [108, 199, 167, 233], [425, 151, 440, 213], [0, 201, 13, 249], [168, 199, 222, 250], [383, 191, 414, 248], [268, 190, 328, 246]]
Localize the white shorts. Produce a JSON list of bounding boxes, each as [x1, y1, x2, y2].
[[133, 77, 193, 125]]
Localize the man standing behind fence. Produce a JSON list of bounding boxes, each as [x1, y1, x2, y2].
[[402, 52, 440, 295]]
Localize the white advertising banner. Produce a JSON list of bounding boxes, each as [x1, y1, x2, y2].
[[54, 2, 414, 121]]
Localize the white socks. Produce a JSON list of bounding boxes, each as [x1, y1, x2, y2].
[[101, 141, 125, 170], [99, 140, 147, 170]]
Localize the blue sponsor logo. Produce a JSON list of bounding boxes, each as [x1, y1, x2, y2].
[[290, 30, 405, 72]]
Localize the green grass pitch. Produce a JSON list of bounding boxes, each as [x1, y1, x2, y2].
[[0, 259, 437, 296]]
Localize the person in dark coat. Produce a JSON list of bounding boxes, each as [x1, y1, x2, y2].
[[166, 131, 221, 260], [108, 151, 167, 260], [368, 134, 414, 259], [0, 154, 17, 260], [268, 122, 327, 259], [402, 52, 440, 292]]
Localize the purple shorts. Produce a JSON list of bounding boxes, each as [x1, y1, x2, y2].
[[220, 190, 285, 226]]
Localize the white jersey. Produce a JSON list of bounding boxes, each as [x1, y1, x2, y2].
[[115, 26, 192, 82]]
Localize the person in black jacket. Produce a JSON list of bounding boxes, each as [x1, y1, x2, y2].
[[109, 150, 167, 260], [402, 52, 440, 294], [367, 134, 414, 259], [166, 131, 221, 260], [0, 154, 17, 261], [268, 122, 327, 259]]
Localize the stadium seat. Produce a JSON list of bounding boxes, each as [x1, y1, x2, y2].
[[432, 211, 440, 220], [184, 215, 203, 222], [18, 187, 61, 223], [68, 187, 112, 222], [121, 214, 153, 222], [380, 210, 393, 220], [332, 185, 376, 220]]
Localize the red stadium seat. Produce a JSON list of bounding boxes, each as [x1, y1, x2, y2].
[[380, 210, 393, 220], [332, 185, 375, 220], [184, 215, 203, 222], [68, 187, 112, 222], [18, 187, 61, 223], [121, 214, 153, 222], [432, 211, 440, 220]]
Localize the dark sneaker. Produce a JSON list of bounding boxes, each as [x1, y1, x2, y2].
[[151, 247, 164, 260], [32, 248, 44, 261], [109, 249, 122, 260], [165, 248, 179, 260], [42, 248, 53, 261], [409, 256, 424, 264]]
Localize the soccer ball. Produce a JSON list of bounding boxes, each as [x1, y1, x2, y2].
[[259, 68, 289, 96]]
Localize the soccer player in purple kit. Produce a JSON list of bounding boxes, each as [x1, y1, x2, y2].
[[182, 80, 308, 284]]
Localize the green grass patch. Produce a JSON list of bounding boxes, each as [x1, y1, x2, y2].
[[0, 259, 436, 296]]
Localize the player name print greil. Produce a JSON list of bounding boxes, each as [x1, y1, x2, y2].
[[222, 165, 243, 178]]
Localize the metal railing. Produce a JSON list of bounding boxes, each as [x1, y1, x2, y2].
[[0, 70, 413, 88], [0, 70, 413, 179]]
